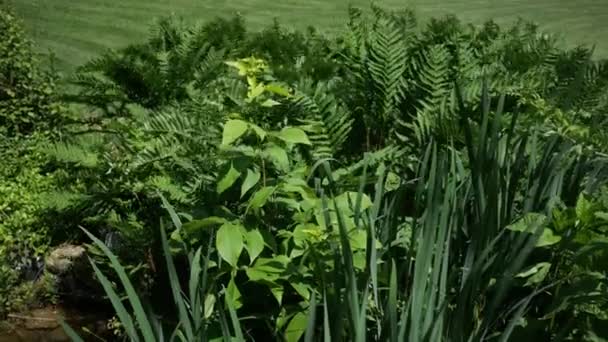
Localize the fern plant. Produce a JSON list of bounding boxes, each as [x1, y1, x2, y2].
[[67, 15, 228, 114]]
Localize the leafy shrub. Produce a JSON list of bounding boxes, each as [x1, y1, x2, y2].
[[0, 6, 61, 136], [507, 192, 608, 340], [0, 134, 59, 316]]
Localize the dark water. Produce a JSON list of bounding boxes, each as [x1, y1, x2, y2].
[[0, 307, 110, 342]]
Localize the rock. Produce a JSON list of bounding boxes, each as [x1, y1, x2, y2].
[[44, 244, 101, 303], [44, 245, 86, 275]]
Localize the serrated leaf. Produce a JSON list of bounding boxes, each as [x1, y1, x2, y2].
[[277, 127, 311, 145], [241, 169, 261, 198], [222, 120, 249, 146], [216, 223, 244, 267], [244, 228, 265, 264], [217, 164, 241, 194]]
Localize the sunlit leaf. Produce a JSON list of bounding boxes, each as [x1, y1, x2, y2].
[[537, 228, 562, 247], [285, 312, 308, 342], [216, 223, 244, 267], [248, 186, 275, 210], [217, 164, 241, 194], [241, 168, 261, 198], [204, 294, 216, 319], [277, 127, 311, 145], [264, 145, 290, 171], [222, 119, 249, 146], [227, 276, 243, 309], [244, 228, 265, 264]]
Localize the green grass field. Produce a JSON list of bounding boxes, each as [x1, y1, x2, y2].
[[11, 0, 608, 71]]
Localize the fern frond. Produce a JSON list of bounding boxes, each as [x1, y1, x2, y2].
[[332, 144, 406, 184], [398, 44, 453, 145], [368, 11, 409, 119], [292, 80, 353, 159]]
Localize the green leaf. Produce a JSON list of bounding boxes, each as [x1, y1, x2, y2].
[[516, 262, 552, 286], [244, 228, 265, 264], [277, 127, 311, 145], [293, 224, 322, 247], [183, 216, 227, 235], [82, 229, 153, 341], [285, 312, 308, 342], [222, 120, 249, 146], [335, 192, 373, 214], [264, 145, 290, 171], [349, 229, 367, 250], [595, 212, 608, 222], [225, 60, 247, 76], [576, 193, 595, 225], [217, 164, 241, 194], [290, 282, 311, 301], [248, 186, 275, 210], [261, 99, 281, 107], [241, 169, 261, 198], [216, 223, 244, 267], [204, 294, 216, 319], [506, 213, 547, 232], [265, 83, 291, 97], [248, 83, 266, 99], [384, 171, 401, 192], [270, 283, 284, 306], [227, 277, 243, 310], [250, 123, 267, 140], [353, 251, 366, 270], [537, 228, 562, 247], [246, 256, 289, 282]]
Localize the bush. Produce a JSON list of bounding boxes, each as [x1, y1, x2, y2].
[[0, 6, 61, 136], [0, 133, 60, 316]]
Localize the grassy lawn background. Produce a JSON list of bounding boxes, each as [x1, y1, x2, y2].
[[11, 0, 608, 71]]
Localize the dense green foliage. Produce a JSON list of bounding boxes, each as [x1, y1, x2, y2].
[[0, 7, 62, 316], [3, 4, 608, 341], [0, 7, 61, 136]]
